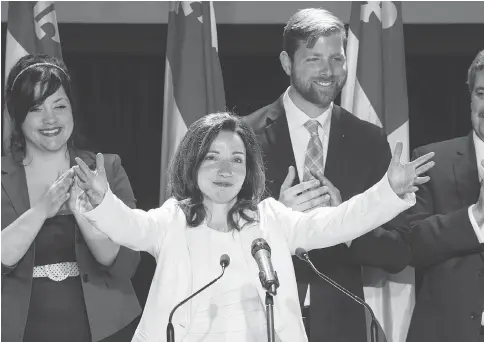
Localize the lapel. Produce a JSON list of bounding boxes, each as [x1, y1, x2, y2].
[[0, 150, 96, 217], [324, 105, 350, 189], [453, 133, 479, 206], [184, 226, 210, 328], [70, 149, 96, 169], [1, 150, 97, 247], [260, 101, 351, 197], [1, 154, 30, 217], [239, 222, 265, 295], [159, 219, 193, 337], [262, 96, 299, 187]]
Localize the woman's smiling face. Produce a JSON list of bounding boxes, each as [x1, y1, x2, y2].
[[22, 85, 73, 154], [197, 130, 247, 207]]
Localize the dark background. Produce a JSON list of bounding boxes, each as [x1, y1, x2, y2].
[[2, 23, 482, 306]]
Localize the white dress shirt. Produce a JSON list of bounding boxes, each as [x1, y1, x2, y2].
[[470, 131, 484, 326], [283, 87, 334, 307], [283, 87, 332, 181], [469, 131, 484, 243]]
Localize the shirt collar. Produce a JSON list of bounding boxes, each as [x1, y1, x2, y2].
[[473, 130, 484, 181], [283, 86, 333, 137]]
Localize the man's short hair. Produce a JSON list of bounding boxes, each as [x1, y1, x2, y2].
[[467, 49, 484, 93], [283, 8, 347, 61]]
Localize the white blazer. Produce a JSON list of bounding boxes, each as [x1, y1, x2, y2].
[[82, 175, 414, 342]]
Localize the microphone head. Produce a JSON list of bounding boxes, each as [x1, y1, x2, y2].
[[295, 247, 308, 261], [251, 238, 271, 257], [220, 254, 230, 268]]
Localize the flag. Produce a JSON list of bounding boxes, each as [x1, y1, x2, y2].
[[3, 1, 63, 153], [159, 1, 226, 203], [341, 2, 412, 342]]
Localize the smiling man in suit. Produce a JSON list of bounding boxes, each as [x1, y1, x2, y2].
[[244, 8, 411, 342], [405, 50, 484, 342]]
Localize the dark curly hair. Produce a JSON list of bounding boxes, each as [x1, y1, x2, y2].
[[168, 112, 266, 231], [4, 54, 86, 162]]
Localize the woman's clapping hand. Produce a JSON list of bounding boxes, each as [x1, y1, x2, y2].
[[34, 169, 75, 219]]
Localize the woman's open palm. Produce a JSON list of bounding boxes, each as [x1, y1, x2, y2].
[[387, 142, 435, 196]]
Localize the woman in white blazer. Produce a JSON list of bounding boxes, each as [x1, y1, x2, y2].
[[72, 112, 434, 342]]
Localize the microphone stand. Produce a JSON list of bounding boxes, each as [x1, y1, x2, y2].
[[297, 249, 379, 342], [265, 291, 275, 342], [250, 238, 279, 342], [166, 259, 229, 342]]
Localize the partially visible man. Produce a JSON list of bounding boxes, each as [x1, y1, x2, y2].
[[244, 8, 411, 342], [406, 50, 484, 342]]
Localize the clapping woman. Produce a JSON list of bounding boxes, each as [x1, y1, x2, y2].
[[1, 54, 141, 342]]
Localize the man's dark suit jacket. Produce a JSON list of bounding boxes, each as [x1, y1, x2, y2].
[[244, 96, 411, 342], [406, 134, 484, 342]]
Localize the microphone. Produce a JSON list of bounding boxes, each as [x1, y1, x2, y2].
[[166, 254, 230, 342], [251, 238, 279, 295], [295, 248, 380, 342]]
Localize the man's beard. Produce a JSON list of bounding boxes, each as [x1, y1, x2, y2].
[[291, 70, 347, 108]]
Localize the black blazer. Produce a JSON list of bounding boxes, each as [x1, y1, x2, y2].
[[406, 134, 484, 342], [244, 96, 411, 342], [1, 151, 142, 342]]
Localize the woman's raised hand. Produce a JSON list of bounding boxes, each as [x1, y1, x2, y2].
[[387, 142, 435, 196], [73, 153, 108, 208]]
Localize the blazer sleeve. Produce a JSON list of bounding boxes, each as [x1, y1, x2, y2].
[[97, 154, 140, 278], [270, 174, 415, 254], [1, 186, 16, 275], [405, 148, 482, 269], [81, 186, 178, 260], [348, 218, 412, 273], [348, 135, 412, 273], [1, 175, 25, 276]]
